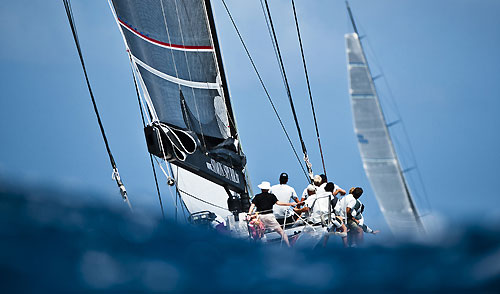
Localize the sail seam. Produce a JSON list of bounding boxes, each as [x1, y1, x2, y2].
[[363, 158, 396, 162], [118, 18, 214, 52], [348, 63, 366, 67], [351, 94, 375, 99], [131, 55, 219, 90]]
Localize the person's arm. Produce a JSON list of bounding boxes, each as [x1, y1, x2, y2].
[[276, 201, 297, 207], [346, 207, 359, 223], [333, 188, 346, 196], [361, 223, 379, 234], [291, 189, 299, 202], [248, 203, 255, 214], [301, 188, 308, 201]]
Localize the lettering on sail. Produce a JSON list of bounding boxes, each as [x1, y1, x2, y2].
[[206, 159, 240, 184]]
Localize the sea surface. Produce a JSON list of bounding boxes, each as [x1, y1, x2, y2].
[[1, 183, 499, 293]]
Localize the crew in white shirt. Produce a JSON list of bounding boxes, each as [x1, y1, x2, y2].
[[270, 172, 298, 225]]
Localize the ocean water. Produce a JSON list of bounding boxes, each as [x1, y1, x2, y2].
[[1, 184, 499, 293]]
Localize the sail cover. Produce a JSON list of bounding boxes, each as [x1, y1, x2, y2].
[[345, 33, 422, 236]]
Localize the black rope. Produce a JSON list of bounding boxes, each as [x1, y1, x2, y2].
[[263, 0, 312, 177], [63, 0, 130, 207], [291, 0, 327, 177], [175, 163, 179, 222], [128, 54, 165, 220], [220, 0, 309, 180]]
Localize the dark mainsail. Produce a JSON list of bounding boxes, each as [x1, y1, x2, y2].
[[109, 0, 247, 195]]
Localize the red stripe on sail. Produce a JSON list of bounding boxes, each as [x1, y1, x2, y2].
[[118, 18, 213, 50]]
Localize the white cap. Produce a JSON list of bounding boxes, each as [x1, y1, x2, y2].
[[257, 181, 271, 190]]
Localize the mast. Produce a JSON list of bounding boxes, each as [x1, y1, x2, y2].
[[345, 1, 359, 36], [345, 1, 424, 235]]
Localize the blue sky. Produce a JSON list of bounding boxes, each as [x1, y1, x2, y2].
[[1, 0, 499, 235]]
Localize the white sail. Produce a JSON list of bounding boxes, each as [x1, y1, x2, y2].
[[172, 165, 233, 220], [345, 33, 423, 236]]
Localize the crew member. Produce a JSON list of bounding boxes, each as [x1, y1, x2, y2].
[[248, 181, 297, 247], [270, 173, 299, 226]]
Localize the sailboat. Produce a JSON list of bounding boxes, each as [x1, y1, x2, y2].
[[65, 0, 425, 245], [104, 0, 256, 227], [344, 2, 425, 237]]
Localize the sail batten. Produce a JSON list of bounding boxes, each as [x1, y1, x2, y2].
[[132, 55, 220, 90], [346, 33, 422, 236]]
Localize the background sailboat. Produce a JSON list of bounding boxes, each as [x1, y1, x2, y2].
[[345, 6, 425, 236]]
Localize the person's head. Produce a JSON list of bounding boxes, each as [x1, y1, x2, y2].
[[313, 175, 322, 186], [352, 187, 363, 199], [279, 172, 288, 184], [324, 182, 335, 193], [306, 184, 316, 196], [349, 187, 355, 194], [257, 181, 271, 192], [319, 174, 327, 185]]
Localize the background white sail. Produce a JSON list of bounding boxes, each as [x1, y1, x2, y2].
[[345, 33, 423, 236]]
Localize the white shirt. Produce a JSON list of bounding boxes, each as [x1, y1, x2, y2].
[[270, 184, 297, 218], [301, 188, 309, 201], [335, 194, 357, 218], [316, 183, 326, 195], [307, 191, 333, 224], [316, 183, 343, 196], [301, 185, 319, 201]]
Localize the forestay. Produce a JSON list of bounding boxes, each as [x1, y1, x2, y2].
[[345, 33, 423, 236]]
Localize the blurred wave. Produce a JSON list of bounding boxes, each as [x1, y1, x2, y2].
[[1, 182, 499, 292]]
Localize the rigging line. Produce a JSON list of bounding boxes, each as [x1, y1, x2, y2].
[[153, 157, 182, 209], [259, 0, 287, 96], [200, 0, 238, 137], [128, 53, 165, 220], [172, 165, 194, 223], [291, 0, 327, 177], [63, 0, 131, 209], [263, 0, 313, 178], [220, 0, 309, 180], [175, 163, 179, 222], [172, 0, 208, 148], [177, 188, 229, 211], [108, 0, 158, 123], [170, 162, 189, 222], [158, 0, 206, 148]]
